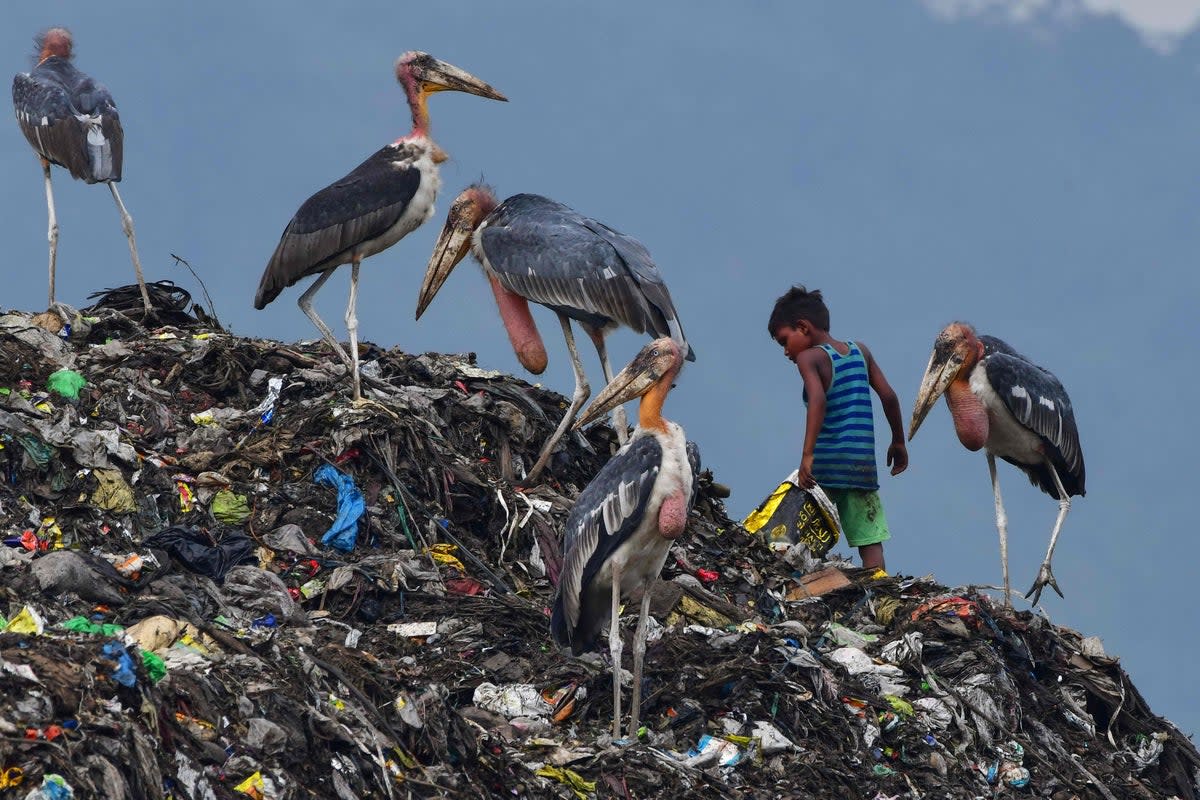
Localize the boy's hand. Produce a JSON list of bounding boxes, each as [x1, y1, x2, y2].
[[887, 441, 908, 476], [796, 454, 816, 488]]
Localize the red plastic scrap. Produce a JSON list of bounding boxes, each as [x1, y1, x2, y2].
[[18, 530, 47, 552], [454, 380, 469, 394], [445, 577, 486, 596], [333, 448, 361, 466], [910, 596, 979, 623], [23, 726, 63, 741], [675, 553, 720, 584]]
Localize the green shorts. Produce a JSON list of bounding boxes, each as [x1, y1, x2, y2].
[[826, 488, 891, 547]]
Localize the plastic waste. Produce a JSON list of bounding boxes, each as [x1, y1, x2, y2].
[[25, 774, 73, 800], [5, 605, 45, 635], [59, 617, 124, 637], [142, 525, 254, 580], [684, 734, 744, 767], [141, 651, 167, 683], [101, 642, 137, 687], [534, 765, 595, 799], [750, 720, 798, 754], [46, 370, 86, 400], [743, 471, 842, 557], [473, 683, 554, 718], [211, 489, 251, 524], [90, 468, 136, 514], [313, 464, 365, 552]]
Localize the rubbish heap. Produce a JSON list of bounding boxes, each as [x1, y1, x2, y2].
[[0, 288, 1196, 800]]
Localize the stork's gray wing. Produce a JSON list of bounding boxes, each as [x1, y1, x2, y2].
[[550, 434, 661, 652], [13, 67, 123, 183], [479, 194, 693, 359], [983, 346, 1085, 496], [254, 145, 423, 308]]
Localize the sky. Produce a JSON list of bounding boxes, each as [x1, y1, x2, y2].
[[3, 2, 1198, 738]]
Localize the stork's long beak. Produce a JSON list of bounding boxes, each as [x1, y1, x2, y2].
[[575, 346, 668, 429], [908, 349, 964, 441], [415, 212, 474, 320], [421, 58, 507, 101]]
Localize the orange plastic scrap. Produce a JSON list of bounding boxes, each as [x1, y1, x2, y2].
[[541, 681, 580, 723], [910, 596, 979, 624]]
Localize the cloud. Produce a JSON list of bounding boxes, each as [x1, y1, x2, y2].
[[920, 0, 1200, 52]]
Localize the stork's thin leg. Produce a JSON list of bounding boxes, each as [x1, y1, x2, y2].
[[526, 313, 589, 484], [608, 564, 624, 740], [344, 256, 363, 403], [588, 329, 628, 445], [627, 583, 654, 739], [108, 183, 152, 315], [1026, 458, 1070, 604], [299, 267, 356, 378], [987, 453, 1011, 606], [43, 161, 59, 307]]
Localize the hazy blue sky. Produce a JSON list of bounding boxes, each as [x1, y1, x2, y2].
[[4, 3, 1198, 736]]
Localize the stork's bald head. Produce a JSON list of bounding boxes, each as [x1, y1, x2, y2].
[[36, 28, 73, 64]]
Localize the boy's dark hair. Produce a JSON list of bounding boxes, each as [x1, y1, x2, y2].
[[768, 285, 830, 334]]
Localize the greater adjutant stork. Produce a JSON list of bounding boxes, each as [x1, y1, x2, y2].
[[415, 185, 693, 483], [255, 53, 505, 402], [12, 28, 151, 314], [551, 338, 699, 739], [909, 322, 1085, 605]]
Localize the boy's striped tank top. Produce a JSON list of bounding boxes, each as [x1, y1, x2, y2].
[[806, 342, 878, 490]]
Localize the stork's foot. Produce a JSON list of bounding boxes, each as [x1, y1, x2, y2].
[[1024, 563, 1064, 605]]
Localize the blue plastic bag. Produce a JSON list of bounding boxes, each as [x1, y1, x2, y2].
[[102, 641, 137, 687], [313, 464, 365, 552]]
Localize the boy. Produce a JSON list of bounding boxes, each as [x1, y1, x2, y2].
[[768, 286, 908, 571]]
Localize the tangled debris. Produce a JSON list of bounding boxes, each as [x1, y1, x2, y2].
[[0, 295, 1196, 800]]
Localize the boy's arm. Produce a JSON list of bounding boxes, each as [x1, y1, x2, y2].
[[795, 350, 826, 488], [859, 342, 908, 476]]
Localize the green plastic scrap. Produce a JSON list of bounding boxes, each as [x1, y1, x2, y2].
[[141, 651, 167, 683], [211, 489, 251, 524], [60, 617, 126, 637], [15, 434, 53, 468], [884, 695, 915, 716], [47, 369, 87, 400], [535, 766, 595, 799]]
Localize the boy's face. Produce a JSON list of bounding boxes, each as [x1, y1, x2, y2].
[[772, 321, 814, 362]]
